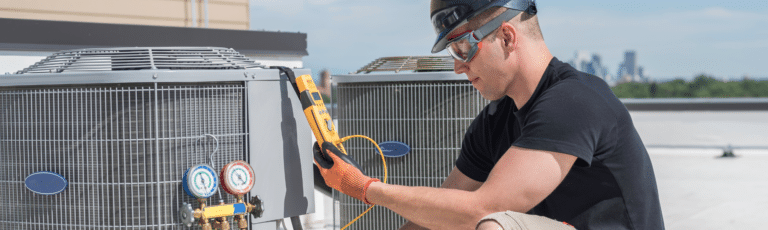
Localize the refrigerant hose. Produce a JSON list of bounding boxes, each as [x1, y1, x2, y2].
[[336, 135, 388, 230]]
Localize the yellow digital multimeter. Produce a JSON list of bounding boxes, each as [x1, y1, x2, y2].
[[295, 74, 340, 148], [270, 66, 342, 150]]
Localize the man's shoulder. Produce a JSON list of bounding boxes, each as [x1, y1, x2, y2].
[[542, 65, 622, 112], [547, 58, 610, 89], [548, 69, 610, 94], [531, 67, 626, 127]]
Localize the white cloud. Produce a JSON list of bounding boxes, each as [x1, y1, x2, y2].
[[327, 5, 385, 23], [307, 0, 340, 5], [701, 7, 736, 17]]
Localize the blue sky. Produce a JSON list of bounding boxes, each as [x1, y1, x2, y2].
[[250, 0, 768, 81]]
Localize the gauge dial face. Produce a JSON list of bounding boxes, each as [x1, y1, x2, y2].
[[183, 164, 218, 199], [220, 161, 255, 195]]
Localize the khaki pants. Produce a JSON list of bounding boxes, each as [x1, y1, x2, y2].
[[476, 211, 576, 230]]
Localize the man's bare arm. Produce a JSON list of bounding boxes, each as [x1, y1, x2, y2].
[[399, 167, 483, 230], [367, 146, 576, 230]]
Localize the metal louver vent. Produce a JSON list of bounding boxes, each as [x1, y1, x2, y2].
[[16, 47, 263, 74], [333, 56, 489, 230], [355, 56, 454, 74], [0, 83, 247, 229]]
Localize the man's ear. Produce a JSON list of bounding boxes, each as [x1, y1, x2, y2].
[[499, 22, 517, 51]]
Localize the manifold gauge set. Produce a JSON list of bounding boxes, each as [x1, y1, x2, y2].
[[180, 161, 263, 230]]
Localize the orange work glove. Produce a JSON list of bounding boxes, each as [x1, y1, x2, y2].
[[314, 142, 379, 204]]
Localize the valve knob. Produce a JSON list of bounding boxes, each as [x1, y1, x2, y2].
[[180, 202, 195, 227], [249, 195, 264, 218]]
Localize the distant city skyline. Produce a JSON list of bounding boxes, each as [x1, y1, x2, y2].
[[249, 0, 768, 81], [567, 48, 768, 83]]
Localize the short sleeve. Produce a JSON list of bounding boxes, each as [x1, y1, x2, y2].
[[512, 83, 614, 167]]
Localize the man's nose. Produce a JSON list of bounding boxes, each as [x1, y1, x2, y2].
[[454, 59, 468, 74]]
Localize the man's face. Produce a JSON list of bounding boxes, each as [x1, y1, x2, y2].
[[448, 23, 514, 101]]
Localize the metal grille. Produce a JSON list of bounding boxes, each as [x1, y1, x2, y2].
[[355, 56, 454, 74], [335, 81, 489, 230], [0, 83, 247, 229], [16, 47, 263, 74]]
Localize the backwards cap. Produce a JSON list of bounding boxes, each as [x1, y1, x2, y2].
[[430, 0, 536, 53]]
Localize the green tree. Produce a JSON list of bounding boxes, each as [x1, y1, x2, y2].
[[654, 79, 688, 97], [612, 82, 650, 98], [741, 79, 768, 97], [690, 75, 717, 90], [611, 74, 768, 98], [649, 82, 658, 98]]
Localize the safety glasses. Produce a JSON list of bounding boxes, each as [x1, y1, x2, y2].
[[446, 9, 522, 62]]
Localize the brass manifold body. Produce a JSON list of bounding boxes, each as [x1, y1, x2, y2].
[[181, 195, 264, 230]]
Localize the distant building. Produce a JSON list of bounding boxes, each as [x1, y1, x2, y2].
[[588, 54, 610, 80], [0, 0, 249, 29], [617, 50, 646, 83], [567, 51, 612, 85], [317, 69, 332, 97], [0, 0, 306, 74], [620, 51, 637, 77]]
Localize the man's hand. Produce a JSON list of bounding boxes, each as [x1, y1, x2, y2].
[[314, 142, 379, 204]]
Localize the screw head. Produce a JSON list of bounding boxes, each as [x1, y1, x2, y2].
[[153, 74, 158, 79]]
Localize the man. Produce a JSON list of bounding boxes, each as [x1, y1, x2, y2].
[[314, 0, 664, 229]]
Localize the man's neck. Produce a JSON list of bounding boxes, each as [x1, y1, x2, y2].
[[507, 42, 552, 110]]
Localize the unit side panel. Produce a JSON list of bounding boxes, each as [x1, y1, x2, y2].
[[247, 78, 314, 224]]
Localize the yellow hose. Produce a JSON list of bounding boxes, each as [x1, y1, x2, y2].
[[335, 135, 387, 230]]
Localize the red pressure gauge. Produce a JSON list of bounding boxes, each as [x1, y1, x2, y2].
[[220, 160, 255, 196]]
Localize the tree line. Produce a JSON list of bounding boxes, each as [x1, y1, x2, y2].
[[611, 75, 768, 98]]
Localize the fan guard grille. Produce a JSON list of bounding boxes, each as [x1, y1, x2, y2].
[[16, 47, 263, 74]]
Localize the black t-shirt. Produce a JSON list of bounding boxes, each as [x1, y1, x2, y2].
[[457, 57, 664, 229]]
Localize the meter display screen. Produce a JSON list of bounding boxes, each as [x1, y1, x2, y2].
[[312, 92, 322, 101]]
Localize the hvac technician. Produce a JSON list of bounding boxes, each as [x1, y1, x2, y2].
[[314, 0, 665, 229]]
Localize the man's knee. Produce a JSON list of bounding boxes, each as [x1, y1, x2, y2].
[[476, 219, 503, 230], [475, 211, 576, 230]]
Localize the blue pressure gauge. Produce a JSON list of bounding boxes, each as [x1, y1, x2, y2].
[[182, 164, 218, 199]]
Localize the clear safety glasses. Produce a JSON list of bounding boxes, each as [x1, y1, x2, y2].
[[446, 9, 523, 63]]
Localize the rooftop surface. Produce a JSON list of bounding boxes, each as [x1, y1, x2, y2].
[[651, 149, 768, 229]]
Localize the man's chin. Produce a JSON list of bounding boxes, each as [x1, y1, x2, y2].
[[478, 92, 504, 101], [472, 84, 504, 100]]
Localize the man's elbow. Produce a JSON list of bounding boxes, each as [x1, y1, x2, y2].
[[470, 192, 525, 228], [433, 193, 504, 230], [474, 187, 548, 218]]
